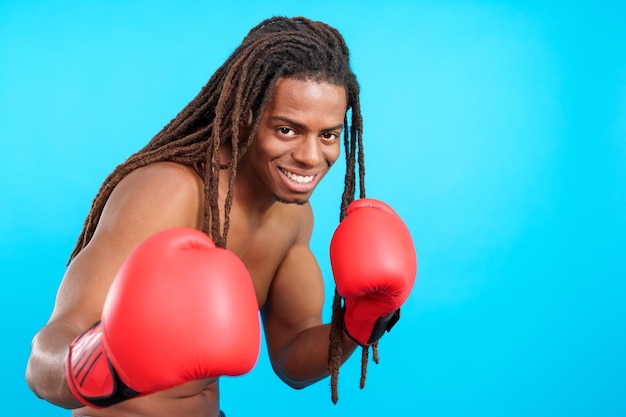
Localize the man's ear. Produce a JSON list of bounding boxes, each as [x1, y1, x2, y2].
[[239, 109, 253, 138], [240, 109, 253, 127]]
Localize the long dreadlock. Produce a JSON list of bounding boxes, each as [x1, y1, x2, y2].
[[68, 16, 369, 403]]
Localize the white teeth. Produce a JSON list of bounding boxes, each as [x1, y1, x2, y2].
[[281, 168, 314, 184]]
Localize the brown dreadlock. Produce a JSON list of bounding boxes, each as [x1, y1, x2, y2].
[[68, 16, 371, 404]]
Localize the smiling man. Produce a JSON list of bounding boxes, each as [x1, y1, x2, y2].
[[242, 77, 345, 205], [25, 16, 416, 417]]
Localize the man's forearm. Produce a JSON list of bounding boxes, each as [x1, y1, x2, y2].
[[274, 323, 358, 389]]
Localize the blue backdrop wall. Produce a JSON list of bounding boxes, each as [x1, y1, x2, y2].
[[1, 1, 625, 416]]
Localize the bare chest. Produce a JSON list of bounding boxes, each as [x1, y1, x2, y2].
[[227, 223, 294, 308]]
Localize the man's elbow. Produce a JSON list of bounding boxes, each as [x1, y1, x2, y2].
[[272, 365, 324, 390], [25, 356, 55, 405], [26, 358, 76, 409], [25, 360, 42, 399], [25, 333, 77, 409], [281, 376, 312, 390]]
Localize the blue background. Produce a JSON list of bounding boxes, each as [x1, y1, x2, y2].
[[2, 0, 625, 416]]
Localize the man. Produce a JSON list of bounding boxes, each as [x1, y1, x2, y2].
[[26, 16, 416, 417]]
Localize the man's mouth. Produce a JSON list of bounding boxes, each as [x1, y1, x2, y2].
[[279, 167, 315, 184]]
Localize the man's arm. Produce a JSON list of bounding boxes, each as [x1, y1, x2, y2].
[[261, 208, 358, 389], [25, 162, 204, 407]]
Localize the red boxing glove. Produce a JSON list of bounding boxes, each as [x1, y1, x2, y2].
[[330, 198, 417, 346], [65, 228, 260, 408]]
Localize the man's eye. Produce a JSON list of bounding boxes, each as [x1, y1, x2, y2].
[[322, 132, 339, 140], [278, 127, 294, 135]]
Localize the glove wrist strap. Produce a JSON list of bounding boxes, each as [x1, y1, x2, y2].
[[342, 304, 401, 346], [65, 321, 140, 408]]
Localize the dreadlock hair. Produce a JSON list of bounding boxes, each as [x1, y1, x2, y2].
[[68, 16, 369, 404]]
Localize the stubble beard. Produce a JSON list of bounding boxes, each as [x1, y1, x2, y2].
[[274, 195, 308, 206]]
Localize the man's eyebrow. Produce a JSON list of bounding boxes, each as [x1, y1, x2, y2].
[[272, 116, 344, 132]]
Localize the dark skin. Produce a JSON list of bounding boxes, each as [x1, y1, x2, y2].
[[26, 78, 359, 417]]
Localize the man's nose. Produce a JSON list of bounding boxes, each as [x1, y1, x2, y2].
[[292, 136, 323, 167]]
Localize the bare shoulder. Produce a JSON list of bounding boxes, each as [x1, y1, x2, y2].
[[54, 162, 204, 320], [120, 161, 203, 196], [100, 162, 205, 232]]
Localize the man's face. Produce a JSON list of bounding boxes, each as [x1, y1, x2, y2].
[[243, 77, 346, 205]]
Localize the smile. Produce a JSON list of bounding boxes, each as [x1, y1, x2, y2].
[[279, 168, 315, 184]]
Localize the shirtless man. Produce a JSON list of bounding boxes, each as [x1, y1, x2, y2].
[[25, 16, 416, 417]]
